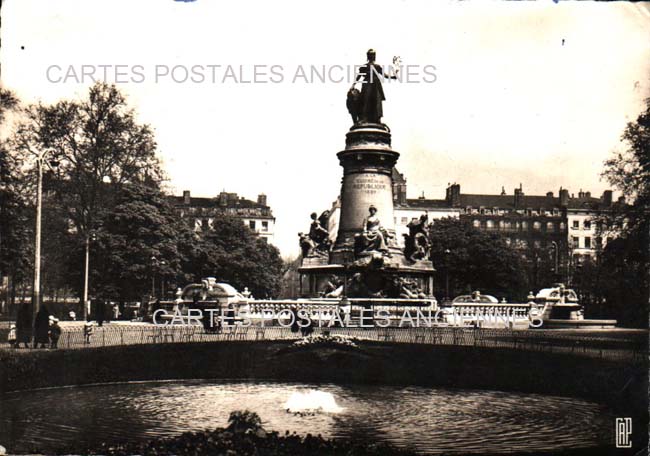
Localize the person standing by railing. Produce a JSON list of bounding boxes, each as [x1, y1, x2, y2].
[[49, 318, 61, 349], [15, 304, 32, 348], [33, 306, 51, 349], [83, 321, 94, 344], [7, 324, 17, 348]]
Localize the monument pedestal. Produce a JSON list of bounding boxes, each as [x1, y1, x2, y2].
[[299, 122, 435, 298], [331, 123, 404, 265]]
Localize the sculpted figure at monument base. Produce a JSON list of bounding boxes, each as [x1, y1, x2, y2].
[[404, 212, 431, 262], [298, 211, 332, 259], [354, 205, 393, 258]]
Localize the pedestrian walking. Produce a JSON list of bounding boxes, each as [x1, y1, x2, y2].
[[83, 321, 95, 344], [96, 300, 105, 327], [8, 324, 17, 348], [290, 307, 300, 333], [15, 304, 32, 348], [33, 306, 51, 348], [49, 318, 62, 348]]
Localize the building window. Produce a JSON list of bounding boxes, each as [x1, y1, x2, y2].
[[486, 219, 494, 229], [533, 221, 541, 230], [473, 220, 480, 228], [584, 237, 591, 249], [546, 222, 555, 232], [559, 222, 566, 230], [262, 221, 269, 231], [401, 217, 408, 224], [194, 219, 203, 231], [249, 220, 256, 230], [572, 236, 579, 248], [534, 240, 541, 249], [521, 221, 528, 230], [596, 236, 603, 248], [572, 220, 579, 229], [584, 220, 591, 230]]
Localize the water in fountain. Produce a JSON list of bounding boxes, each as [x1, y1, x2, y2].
[[283, 390, 343, 414]]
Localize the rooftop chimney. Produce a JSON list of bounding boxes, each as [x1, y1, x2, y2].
[[585, 191, 591, 199], [446, 183, 461, 207], [500, 186, 506, 196], [257, 193, 267, 206], [546, 191, 554, 198], [601, 190, 613, 206], [218, 191, 228, 206], [514, 185, 524, 209], [578, 189, 585, 198], [183, 190, 191, 205], [559, 188, 569, 207]]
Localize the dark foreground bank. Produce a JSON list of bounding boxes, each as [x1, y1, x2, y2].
[[32, 410, 614, 456], [1, 340, 646, 401]]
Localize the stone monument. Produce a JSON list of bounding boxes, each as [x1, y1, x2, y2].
[[298, 49, 435, 298]]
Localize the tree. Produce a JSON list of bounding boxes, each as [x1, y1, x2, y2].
[[87, 183, 194, 302], [12, 82, 162, 244], [428, 218, 528, 301], [602, 98, 650, 234], [0, 88, 33, 312], [10, 82, 163, 300], [594, 98, 650, 327], [187, 217, 284, 299]]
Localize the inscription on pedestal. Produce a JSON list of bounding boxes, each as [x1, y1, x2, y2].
[[340, 172, 394, 232], [351, 176, 387, 194]]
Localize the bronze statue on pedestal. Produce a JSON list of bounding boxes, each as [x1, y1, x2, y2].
[[347, 49, 401, 125]]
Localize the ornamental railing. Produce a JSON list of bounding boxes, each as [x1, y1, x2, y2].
[[2, 324, 645, 363]]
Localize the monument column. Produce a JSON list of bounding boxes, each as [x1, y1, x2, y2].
[[330, 123, 405, 265]]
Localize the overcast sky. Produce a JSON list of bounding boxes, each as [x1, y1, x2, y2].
[[2, 0, 649, 257]]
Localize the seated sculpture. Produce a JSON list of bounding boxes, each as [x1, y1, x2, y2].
[[394, 277, 426, 299], [354, 205, 391, 256], [321, 275, 344, 298]]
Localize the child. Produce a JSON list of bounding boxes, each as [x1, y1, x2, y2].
[[49, 318, 62, 349], [8, 324, 17, 348], [83, 321, 94, 344]]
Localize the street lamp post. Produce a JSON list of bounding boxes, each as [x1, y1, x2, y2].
[[32, 156, 44, 319], [81, 175, 111, 320], [82, 232, 96, 320], [31, 153, 58, 319], [160, 260, 167, 299], [151, 256, 158, 299], [444, 249, 451, 302], [550, 241, 559, 281]]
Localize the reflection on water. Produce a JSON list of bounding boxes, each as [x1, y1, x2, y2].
[[0, 380, 611, 454]]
